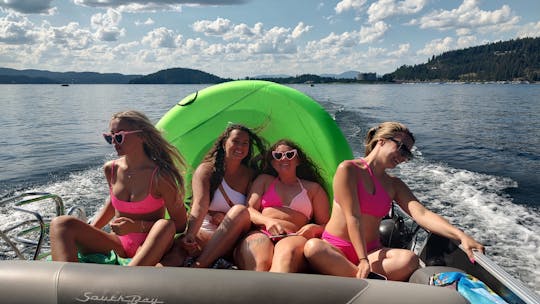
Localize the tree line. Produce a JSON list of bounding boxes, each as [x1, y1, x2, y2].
[[382, 37, 540, 82]]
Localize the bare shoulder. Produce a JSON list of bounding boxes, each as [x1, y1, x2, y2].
[[388, 174, 406, 188], [336, 159, 367, 179], [103, 160, 113, 171], [301, 179, 324, 192], [194, 161, 214, 177], [253, 173, 274, 183]]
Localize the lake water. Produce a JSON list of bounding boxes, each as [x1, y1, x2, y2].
[[0, 83, 538, 293]]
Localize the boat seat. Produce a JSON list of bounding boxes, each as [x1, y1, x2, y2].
[[409, 266, 464, 285]]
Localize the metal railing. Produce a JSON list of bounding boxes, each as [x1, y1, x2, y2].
[[0, 192, 73, 260]]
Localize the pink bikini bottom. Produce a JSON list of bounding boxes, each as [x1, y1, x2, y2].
[[118, 232, 148, 258], [322, 230, 381, 265]]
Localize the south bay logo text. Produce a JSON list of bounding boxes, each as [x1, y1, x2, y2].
[[75, 292, 165, 304]]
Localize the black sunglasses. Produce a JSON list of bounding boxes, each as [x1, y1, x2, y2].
[[388, 138, 413, 159]]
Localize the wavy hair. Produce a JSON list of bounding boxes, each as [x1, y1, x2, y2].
[[202, 124, 267, 200], [111, 110, 186, 194], [364, 121, 415, 156], [263, 139, 327, 194]]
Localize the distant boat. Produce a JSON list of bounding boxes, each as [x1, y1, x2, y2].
[[61, 84, 69, 87]]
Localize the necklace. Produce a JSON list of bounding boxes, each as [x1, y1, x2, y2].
[[125, 170, 136, 179]]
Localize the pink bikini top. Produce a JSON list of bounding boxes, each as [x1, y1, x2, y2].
[[354, 159, 392, 218], [261, 178, 313, 219], [109, 161, 165, 214]]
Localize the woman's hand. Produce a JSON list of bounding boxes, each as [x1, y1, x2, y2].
[[460, 234, 485, 263], [356, 258, 371, 279], [208, 211, 226, 227], [296, 223, 322, 239], [180, 234, 200, 257], [110, 217, 135, 235], [264, 218, 288, 236]]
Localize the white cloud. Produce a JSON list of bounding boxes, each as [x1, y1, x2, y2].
[[368, 0, 427, 23], [192, 17, 231, 36], [388, 43, 410, 56], [0, 12, 38, 44], [292, 22, 312, 39], [413, 0, 519, 32], [359, 21, 389, 43], [91, 9, 125, 41], [517, 21, 540, 38], [73, 0, 247, 12], [135, 18, 155, 26], [47, 22, 96, 50], [141, 27, 179, 48], [335, 0, 367, 14], [417, 36, 454, 56]]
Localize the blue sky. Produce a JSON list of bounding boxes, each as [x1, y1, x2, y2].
[[1, 0, 539, 78]]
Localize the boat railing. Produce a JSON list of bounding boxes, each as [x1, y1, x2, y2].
[[0, 192, 84, 260]]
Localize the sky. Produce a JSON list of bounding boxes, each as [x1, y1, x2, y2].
[[1, 0, 539, 79]]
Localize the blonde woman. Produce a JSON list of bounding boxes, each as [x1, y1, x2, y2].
[[304, 122, 484, 281], [50, 110, 187, 266]]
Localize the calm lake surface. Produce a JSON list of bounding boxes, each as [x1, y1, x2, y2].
[[0, 83, 538, 293]]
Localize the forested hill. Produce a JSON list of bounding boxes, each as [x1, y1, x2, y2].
[[129, 68, 229, 84], [383, 37, 540, 82]]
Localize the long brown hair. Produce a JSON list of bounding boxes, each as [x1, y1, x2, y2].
[[202, 123, 266, 200], [263, 139, 327, 195]]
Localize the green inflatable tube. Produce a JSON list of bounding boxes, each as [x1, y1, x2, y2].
[[156, 80, 353, 200]]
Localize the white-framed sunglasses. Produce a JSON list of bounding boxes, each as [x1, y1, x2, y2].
[[271, 149, 297, 160], [103, 130, 142, 145]]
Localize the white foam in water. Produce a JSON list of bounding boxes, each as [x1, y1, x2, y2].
[[396, 155, 540, 293]]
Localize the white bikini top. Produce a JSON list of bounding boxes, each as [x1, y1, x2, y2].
[[208, 179, 246, 212]]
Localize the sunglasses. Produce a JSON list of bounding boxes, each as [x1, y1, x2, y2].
[[272, 149, 297, 160], [103, 130, 142, 145], [388, 138, 413, 159]]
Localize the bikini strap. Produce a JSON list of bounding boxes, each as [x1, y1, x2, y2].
[[357, 158, 374, 177], [218, 180, 236, 208], [296, 178, 306, 190]]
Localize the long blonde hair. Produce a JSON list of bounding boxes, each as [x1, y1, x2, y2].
[[364, 122, 415, 156], [111, 110, 186, 193]]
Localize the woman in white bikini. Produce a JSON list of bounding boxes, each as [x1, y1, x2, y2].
[[159, 124, 266, 268]]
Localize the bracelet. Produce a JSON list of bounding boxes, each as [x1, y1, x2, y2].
[[359, 257, 369, 262]]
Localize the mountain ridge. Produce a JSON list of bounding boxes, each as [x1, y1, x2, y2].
[[1, 36, 538, 84]]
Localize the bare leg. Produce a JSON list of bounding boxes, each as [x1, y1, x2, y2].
[[270, 236, 308, 273], [157, 238, 187, 267], [304, 238, 357, 277], [234, 231, 274, 271], [129, 219, 176, 266], [50, 215, 123, 262], [368, 248, 419, 281], [305, 238, 419, 281], [194, 205, 251, 268]]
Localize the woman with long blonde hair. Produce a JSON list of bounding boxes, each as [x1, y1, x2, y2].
[[50, 110, 187, 266]]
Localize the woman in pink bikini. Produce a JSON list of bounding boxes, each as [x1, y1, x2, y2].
[[50, 110, 188, 266], [304, 122, 484, 281], [159, 124, 267, 268], [235, 139, 330, 273]]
